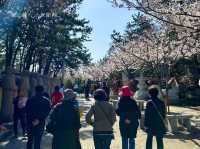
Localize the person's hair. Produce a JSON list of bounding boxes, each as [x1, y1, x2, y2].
[[102, 81, 107, 87], [94, 89, 107, 101], [35, 85, 44, 94], [54, 86, 60, 92], [148, 87, 159, 97], [43, 92, 50, 98], [64, 89, 76, 100]]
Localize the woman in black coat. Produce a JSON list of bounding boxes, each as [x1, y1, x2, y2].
[[47, 89, 81, 149], [116, 86, 141, 149], [144, 87, 166, 149]]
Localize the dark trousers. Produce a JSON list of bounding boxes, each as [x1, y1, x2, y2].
[[122, 137, 135, 149], [27, 126, 44, 149], [85, 90, 89, 99], [13, 113, 26, 136], [146, 133, 164, 149], [93, 134, 112, 149]]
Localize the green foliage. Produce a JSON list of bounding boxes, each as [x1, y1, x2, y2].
[[167, 30, 178, 41], [0, 0, 92, 75], [125, 13, 154, 39], [111, 30, 124, 44], [64, 79, 73, 89], [110, 13, 154, 46]]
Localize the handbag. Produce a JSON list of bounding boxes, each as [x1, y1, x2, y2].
[[151, 101, 169, 132]]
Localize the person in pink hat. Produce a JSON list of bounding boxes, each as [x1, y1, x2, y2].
[[116, 86, 141, 149]]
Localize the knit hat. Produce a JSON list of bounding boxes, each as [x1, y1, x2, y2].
[[119, 86, 133, 96], [64, 89, 76, 100]]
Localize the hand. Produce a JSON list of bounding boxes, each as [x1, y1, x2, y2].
[[0, 125, 7, 132], [125, 119, 131, 124], [75, 129, 79, 137], [32, 119, 40, 126], [144, 127, 149, 132]]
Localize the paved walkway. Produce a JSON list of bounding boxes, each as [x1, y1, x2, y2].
[[0, 99, 199, 149]]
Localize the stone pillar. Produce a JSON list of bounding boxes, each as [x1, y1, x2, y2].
[[37, 75, 44, 86], [29, 73, 39, 96], [0, 69, 17, 122], [19, 71, 30, 97], [42, 75, 51, 94], [134, 74, 149, 101]]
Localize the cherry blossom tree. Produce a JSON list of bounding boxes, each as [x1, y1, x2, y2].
[[108, 0, 200, 31]]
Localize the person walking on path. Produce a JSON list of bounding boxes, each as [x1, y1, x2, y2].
[[51, 86, 63, 107], [13, 91, 27, 137], [86, 89, 116, 149], [84, 80, 91, 100], [116, 86, 141, 149], [47, 89, 82, 149], [26, 85, 51, 149], [102, 81, 110, 101], [144, 87, 166, 149]]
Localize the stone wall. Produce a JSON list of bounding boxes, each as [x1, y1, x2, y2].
[[0, 71, 61, 122]]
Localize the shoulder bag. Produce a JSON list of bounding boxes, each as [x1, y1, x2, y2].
[[151, 101, 169, 132]]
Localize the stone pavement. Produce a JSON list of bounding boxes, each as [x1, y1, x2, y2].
[[81, 120, 200, 149], [0, 98, 199, 149]]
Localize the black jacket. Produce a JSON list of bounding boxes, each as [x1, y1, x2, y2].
[[49, 100, 81, 149], [50, 100, 81, 132], [102, 86, 110, 100], [116, 96, 141, 138], [13, 96, 26, 115], [144, 97, 166, 136], [26, 94, 51, 128]]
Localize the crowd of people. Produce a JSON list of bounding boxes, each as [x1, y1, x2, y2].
[[12, 81, 166, 149], [86, 86, 166, 149], [84, 80, 111, 101]]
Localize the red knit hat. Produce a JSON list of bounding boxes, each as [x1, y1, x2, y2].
[[119, 86, 134, 96]]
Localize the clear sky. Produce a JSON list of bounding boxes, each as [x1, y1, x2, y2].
[[79, 0, 134, 62]]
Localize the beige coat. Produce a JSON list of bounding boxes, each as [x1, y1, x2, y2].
[[86, 101, 116, 132]]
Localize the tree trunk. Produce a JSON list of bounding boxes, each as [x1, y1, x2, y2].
[[24, 50, 33, 71], [38, 59, 43, 74], [43, 56, 52, 75], [5, 35, 14, 70], [38, 53, 44, 74], [24, 43, 35, 71]]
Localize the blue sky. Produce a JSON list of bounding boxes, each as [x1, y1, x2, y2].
[[79, 0, 134, 62]]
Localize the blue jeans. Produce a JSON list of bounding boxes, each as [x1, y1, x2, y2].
[[122, 137, 135, 149], [93, 134, 113, 149]]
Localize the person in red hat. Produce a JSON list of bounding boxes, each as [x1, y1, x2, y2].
[[116, 86, 141, 149]]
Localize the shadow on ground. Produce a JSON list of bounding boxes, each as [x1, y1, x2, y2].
[[0, 133, 53, 149], [80, 130, 93, 140], [165, 131, 200, 147]]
